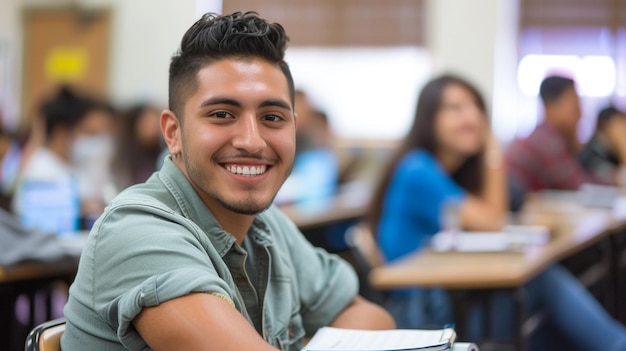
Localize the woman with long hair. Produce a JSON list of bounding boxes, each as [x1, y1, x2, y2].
[[369, 75, 626, 349]]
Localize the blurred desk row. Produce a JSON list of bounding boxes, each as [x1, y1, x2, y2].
[[369, 191, 626, 350]]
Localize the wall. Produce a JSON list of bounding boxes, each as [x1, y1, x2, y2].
[[1, 0, 519, 139], [0, 0, 214, 128], [427, 0, 520, 142]]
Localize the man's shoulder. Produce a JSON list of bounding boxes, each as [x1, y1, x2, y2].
[[509, 124, 567, 156], [110, 174, 175, 210], [396, 149, 438, 173], [392, 149, 446, 187]]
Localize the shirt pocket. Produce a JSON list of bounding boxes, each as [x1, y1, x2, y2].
[[274, 311, 306, 351]]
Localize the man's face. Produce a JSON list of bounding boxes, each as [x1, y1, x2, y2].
[[173, 58, 295, 215], [555, 86, 582, 134]]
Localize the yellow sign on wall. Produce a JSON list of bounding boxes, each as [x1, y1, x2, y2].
[[44, 47, 89, 82]]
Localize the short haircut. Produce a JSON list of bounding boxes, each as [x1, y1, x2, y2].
[[596, 106, 626, 130], [39, 85, 106, 139], [168, 12, 294, 119], [539, 76, 575, 105]]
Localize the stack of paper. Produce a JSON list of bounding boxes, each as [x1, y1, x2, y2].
[[431, 225, 550, 253], [302, 327, 462, 351]]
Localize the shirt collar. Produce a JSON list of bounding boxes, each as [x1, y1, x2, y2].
[[157, 157, 274, 256]]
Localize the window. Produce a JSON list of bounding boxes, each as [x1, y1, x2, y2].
[[503, 0, 626, 142]]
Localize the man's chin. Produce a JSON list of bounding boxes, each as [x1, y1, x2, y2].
[[219, 198, 273, 216]]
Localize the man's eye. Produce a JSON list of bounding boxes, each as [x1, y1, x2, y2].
[[210, 111, 233, 119], [262, 114, 283, 122]]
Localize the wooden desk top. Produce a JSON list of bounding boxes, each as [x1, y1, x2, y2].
[[0, 258, 78, 284], [369, 194, 625, 290], [280, 187, 370, 231]]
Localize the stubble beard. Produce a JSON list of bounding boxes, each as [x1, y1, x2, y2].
[[183, 151, 289, 216]]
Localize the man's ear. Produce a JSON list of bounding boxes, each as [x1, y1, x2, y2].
[[161, 109, 181, 155]]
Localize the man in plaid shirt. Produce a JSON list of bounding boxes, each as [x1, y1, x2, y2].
[[506, 76, 606, 193]]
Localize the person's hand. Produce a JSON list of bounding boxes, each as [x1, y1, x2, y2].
[[485, 131, 503, 168]]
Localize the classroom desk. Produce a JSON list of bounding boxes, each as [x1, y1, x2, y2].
[[368, 193, 626, 350], [280, 186, 371, 231], [0, 258, 78, 284], [0, 232, 84, 351], [369, 207, 616, 289], [0, 257, 78, 351]]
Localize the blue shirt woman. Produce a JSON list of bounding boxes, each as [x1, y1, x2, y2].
[[379, 150, 464, 262]]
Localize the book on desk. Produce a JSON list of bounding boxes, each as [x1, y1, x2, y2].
[[302, 326, 478, 351], [430, 225, 550, 253]]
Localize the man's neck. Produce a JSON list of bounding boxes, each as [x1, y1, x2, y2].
[[46, 138, 69, 163], [205, 203, 255, 245]]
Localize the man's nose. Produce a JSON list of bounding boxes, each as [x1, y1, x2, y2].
[[232, 115, 266, 153]]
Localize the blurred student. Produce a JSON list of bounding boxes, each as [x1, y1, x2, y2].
[[369, 75, 626, 350], [294, 91, 334, 151], [0, 124, 22, 211], [14, 86, 116, 229], [579, 106, 626, 185], [506, 76, 606, 193], [112, 104, 164, 190], [276, 91, 339, 205]]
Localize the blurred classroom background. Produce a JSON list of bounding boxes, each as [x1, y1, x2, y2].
[[1, 1, 626, 351]]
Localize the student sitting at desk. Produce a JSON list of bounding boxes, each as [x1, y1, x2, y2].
[[579, 106, 626, 185], [61, 12, 394, 351], [368, 75, 626, 350], [506, 76, 608, 193], [14, 86, 116, 231]]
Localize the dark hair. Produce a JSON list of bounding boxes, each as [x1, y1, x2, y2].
[[596, 106, 626, 130], [39, 85, 107, 139], [168, 11, 294, 118], [367, 75, 488, 233], [539, 76, 575, 106]]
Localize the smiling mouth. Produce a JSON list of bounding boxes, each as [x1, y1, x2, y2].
[[224, 164, 268, 177]]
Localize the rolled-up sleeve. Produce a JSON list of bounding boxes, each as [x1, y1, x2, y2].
[[87, 204, 233, 350]]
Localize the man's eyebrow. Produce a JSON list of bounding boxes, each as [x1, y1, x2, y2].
[[199, 97, 291, 111], [259, 99, 292, 110], [199, 97, 242, 108]]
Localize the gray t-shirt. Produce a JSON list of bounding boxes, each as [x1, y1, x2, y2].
[[61, 157, 358, 351]]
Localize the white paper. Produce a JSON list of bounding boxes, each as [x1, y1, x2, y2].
[[431, 225, 549, 253], [303, 327, 450, 351]]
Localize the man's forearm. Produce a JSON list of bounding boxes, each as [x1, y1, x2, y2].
[[330, 296, 396, 330]]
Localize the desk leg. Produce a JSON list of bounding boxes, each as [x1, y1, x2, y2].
[[610, 228, 626, 323], [514, 286, 528, 351]]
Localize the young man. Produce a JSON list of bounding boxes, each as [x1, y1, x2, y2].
[[505, 76, 605, 193], [579, 106, 626, 185], [61, 12, 394, 351]]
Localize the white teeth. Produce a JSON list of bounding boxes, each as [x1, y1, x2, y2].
[[225, 165, 267, 176]]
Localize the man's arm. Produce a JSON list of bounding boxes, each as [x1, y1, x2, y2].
[[134, 293, 279, 351], [330, 295, 396, 330]]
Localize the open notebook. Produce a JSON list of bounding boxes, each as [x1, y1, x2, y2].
[[302, 327, 458, 351]]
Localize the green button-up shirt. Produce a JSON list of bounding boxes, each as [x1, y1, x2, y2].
[[61, 157, 358, 351]]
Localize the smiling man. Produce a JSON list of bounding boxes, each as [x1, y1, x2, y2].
[[61, 12, 394, 351]]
